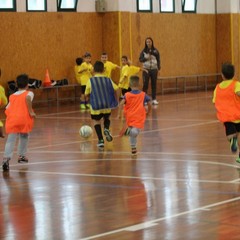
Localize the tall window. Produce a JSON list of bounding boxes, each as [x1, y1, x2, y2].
[[160, 0, 174, 13], [182, 0, 197, 13], [27, 0, 47, 11], [57, 0, 78, 12], [137, 0, 152, 12], [0, 0, 16, 11]]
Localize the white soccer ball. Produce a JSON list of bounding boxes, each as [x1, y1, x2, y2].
[[79, 125, 93, 138]]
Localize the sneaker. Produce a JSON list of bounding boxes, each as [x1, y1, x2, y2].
[[86, 103, 90, 109], [97, 139, 104, 148], [152, 99, 159, 105], [80, 104, 86, 110], [104, 129, 113, 142], [131, 147, 137, 156], [18, 156, 29, 163], [2, 158, 10, 171], [236, 157, 240, 163], [230, 137, 238, 153]]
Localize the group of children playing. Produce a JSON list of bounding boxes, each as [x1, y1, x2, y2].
[[1, 60, 240, 172], [75, 52, 151, 151]]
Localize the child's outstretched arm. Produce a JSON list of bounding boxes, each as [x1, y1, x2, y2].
[[26, 95, 36, 118], [117, 98, 125, 119], [146, 100, 152, 115]]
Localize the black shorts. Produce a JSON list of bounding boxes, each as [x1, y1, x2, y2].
[[91, 113, 111, 121], [224, 122, 240, 136], [81, 85, 86, 95]]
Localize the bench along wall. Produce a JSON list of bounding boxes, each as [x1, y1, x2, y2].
[[0, 11, 226, 97]]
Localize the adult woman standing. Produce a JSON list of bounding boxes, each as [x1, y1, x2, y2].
[[139, 37, 161, 105]]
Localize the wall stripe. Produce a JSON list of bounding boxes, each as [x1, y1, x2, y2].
[[230, 14, 234, 64], [118, 11, 122, 65], [129, 12, 133, 61]]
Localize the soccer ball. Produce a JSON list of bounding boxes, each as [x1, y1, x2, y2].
[[79, 125, 93, 138]]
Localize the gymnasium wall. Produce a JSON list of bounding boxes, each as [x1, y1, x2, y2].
[[0, 12, 103, 88], [0, 11, 233, 90], [216, 13, 240, 79]]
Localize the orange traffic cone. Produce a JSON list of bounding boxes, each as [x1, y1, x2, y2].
[[43, 69, 52, 87]]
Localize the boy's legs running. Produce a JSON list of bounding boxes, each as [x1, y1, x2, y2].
[[224, 122, 238, 153], [129, 127, 140, 155], [227, 122, 240, 162], [80, 85, 86, 110], [2, 133, 18, 171], [17, 133, 29, 163], [103, 113, 113, 142], [92, 114, 104, 147]]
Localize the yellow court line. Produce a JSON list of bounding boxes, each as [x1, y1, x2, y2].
[[129, 12, 133, 61], [118, 11, 122, 64], [230, 14, 234, 64]]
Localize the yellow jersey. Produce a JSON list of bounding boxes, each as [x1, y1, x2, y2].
[[78, 62, 93, 86], [103, 61, 118, 78]]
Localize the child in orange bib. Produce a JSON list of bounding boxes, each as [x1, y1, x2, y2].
[[2, 74, 36, 171], [213, 62, 240, 163], [118, 75, 151, 155]]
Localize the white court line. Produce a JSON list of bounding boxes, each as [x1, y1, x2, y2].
[[79, 196, 240, 240], [39, 110, 84, 117], [9, 162, 240, 184], [10, 156, 240, 170], [37, 114, 215, 122], [142, 120, 217, 133], [37, 116, 90, 120], [23, 149, 237, 159], [24, 120, 218, 150], [230, 179, 240, 183]]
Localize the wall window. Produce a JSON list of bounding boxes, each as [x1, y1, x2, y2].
[[27, 0, 47, 11], [57, 0, 78, 12], [0, 0, 16, 11], [137, 0, 152, 12], [160, 0, 174, 13], [182, 0, 197, 13]]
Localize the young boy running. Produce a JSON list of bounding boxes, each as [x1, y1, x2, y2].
[[213, 62, 240, 162], [119, 75, 151, 155], [2, 74, 36, 171], [85, 61, 119, 148]]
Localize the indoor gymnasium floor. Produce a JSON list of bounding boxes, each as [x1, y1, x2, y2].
[[1, 91, 240, 240]]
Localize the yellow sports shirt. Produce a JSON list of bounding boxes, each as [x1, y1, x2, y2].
[[103, 61, 118, 78], [79, 62, 93, 86]]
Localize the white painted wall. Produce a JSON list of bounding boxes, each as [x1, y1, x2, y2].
[[77, 0, 95, 12], [217, 0, 240, 13], [13, 0, 240, 14], [198, 0, 215, 14]]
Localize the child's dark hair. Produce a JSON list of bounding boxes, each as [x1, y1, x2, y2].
[[16, 74, 29, 88], [76, 57, 83, 65], [122, 55, 130, 66], [94, 61, 104, 73], [129, 75, 139, 87], [122, 55, 128, 61], [222, 62, 235, 80], [83, 52, 91, 58]]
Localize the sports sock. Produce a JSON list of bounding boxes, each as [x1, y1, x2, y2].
[[94, 124, 103, 140]]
